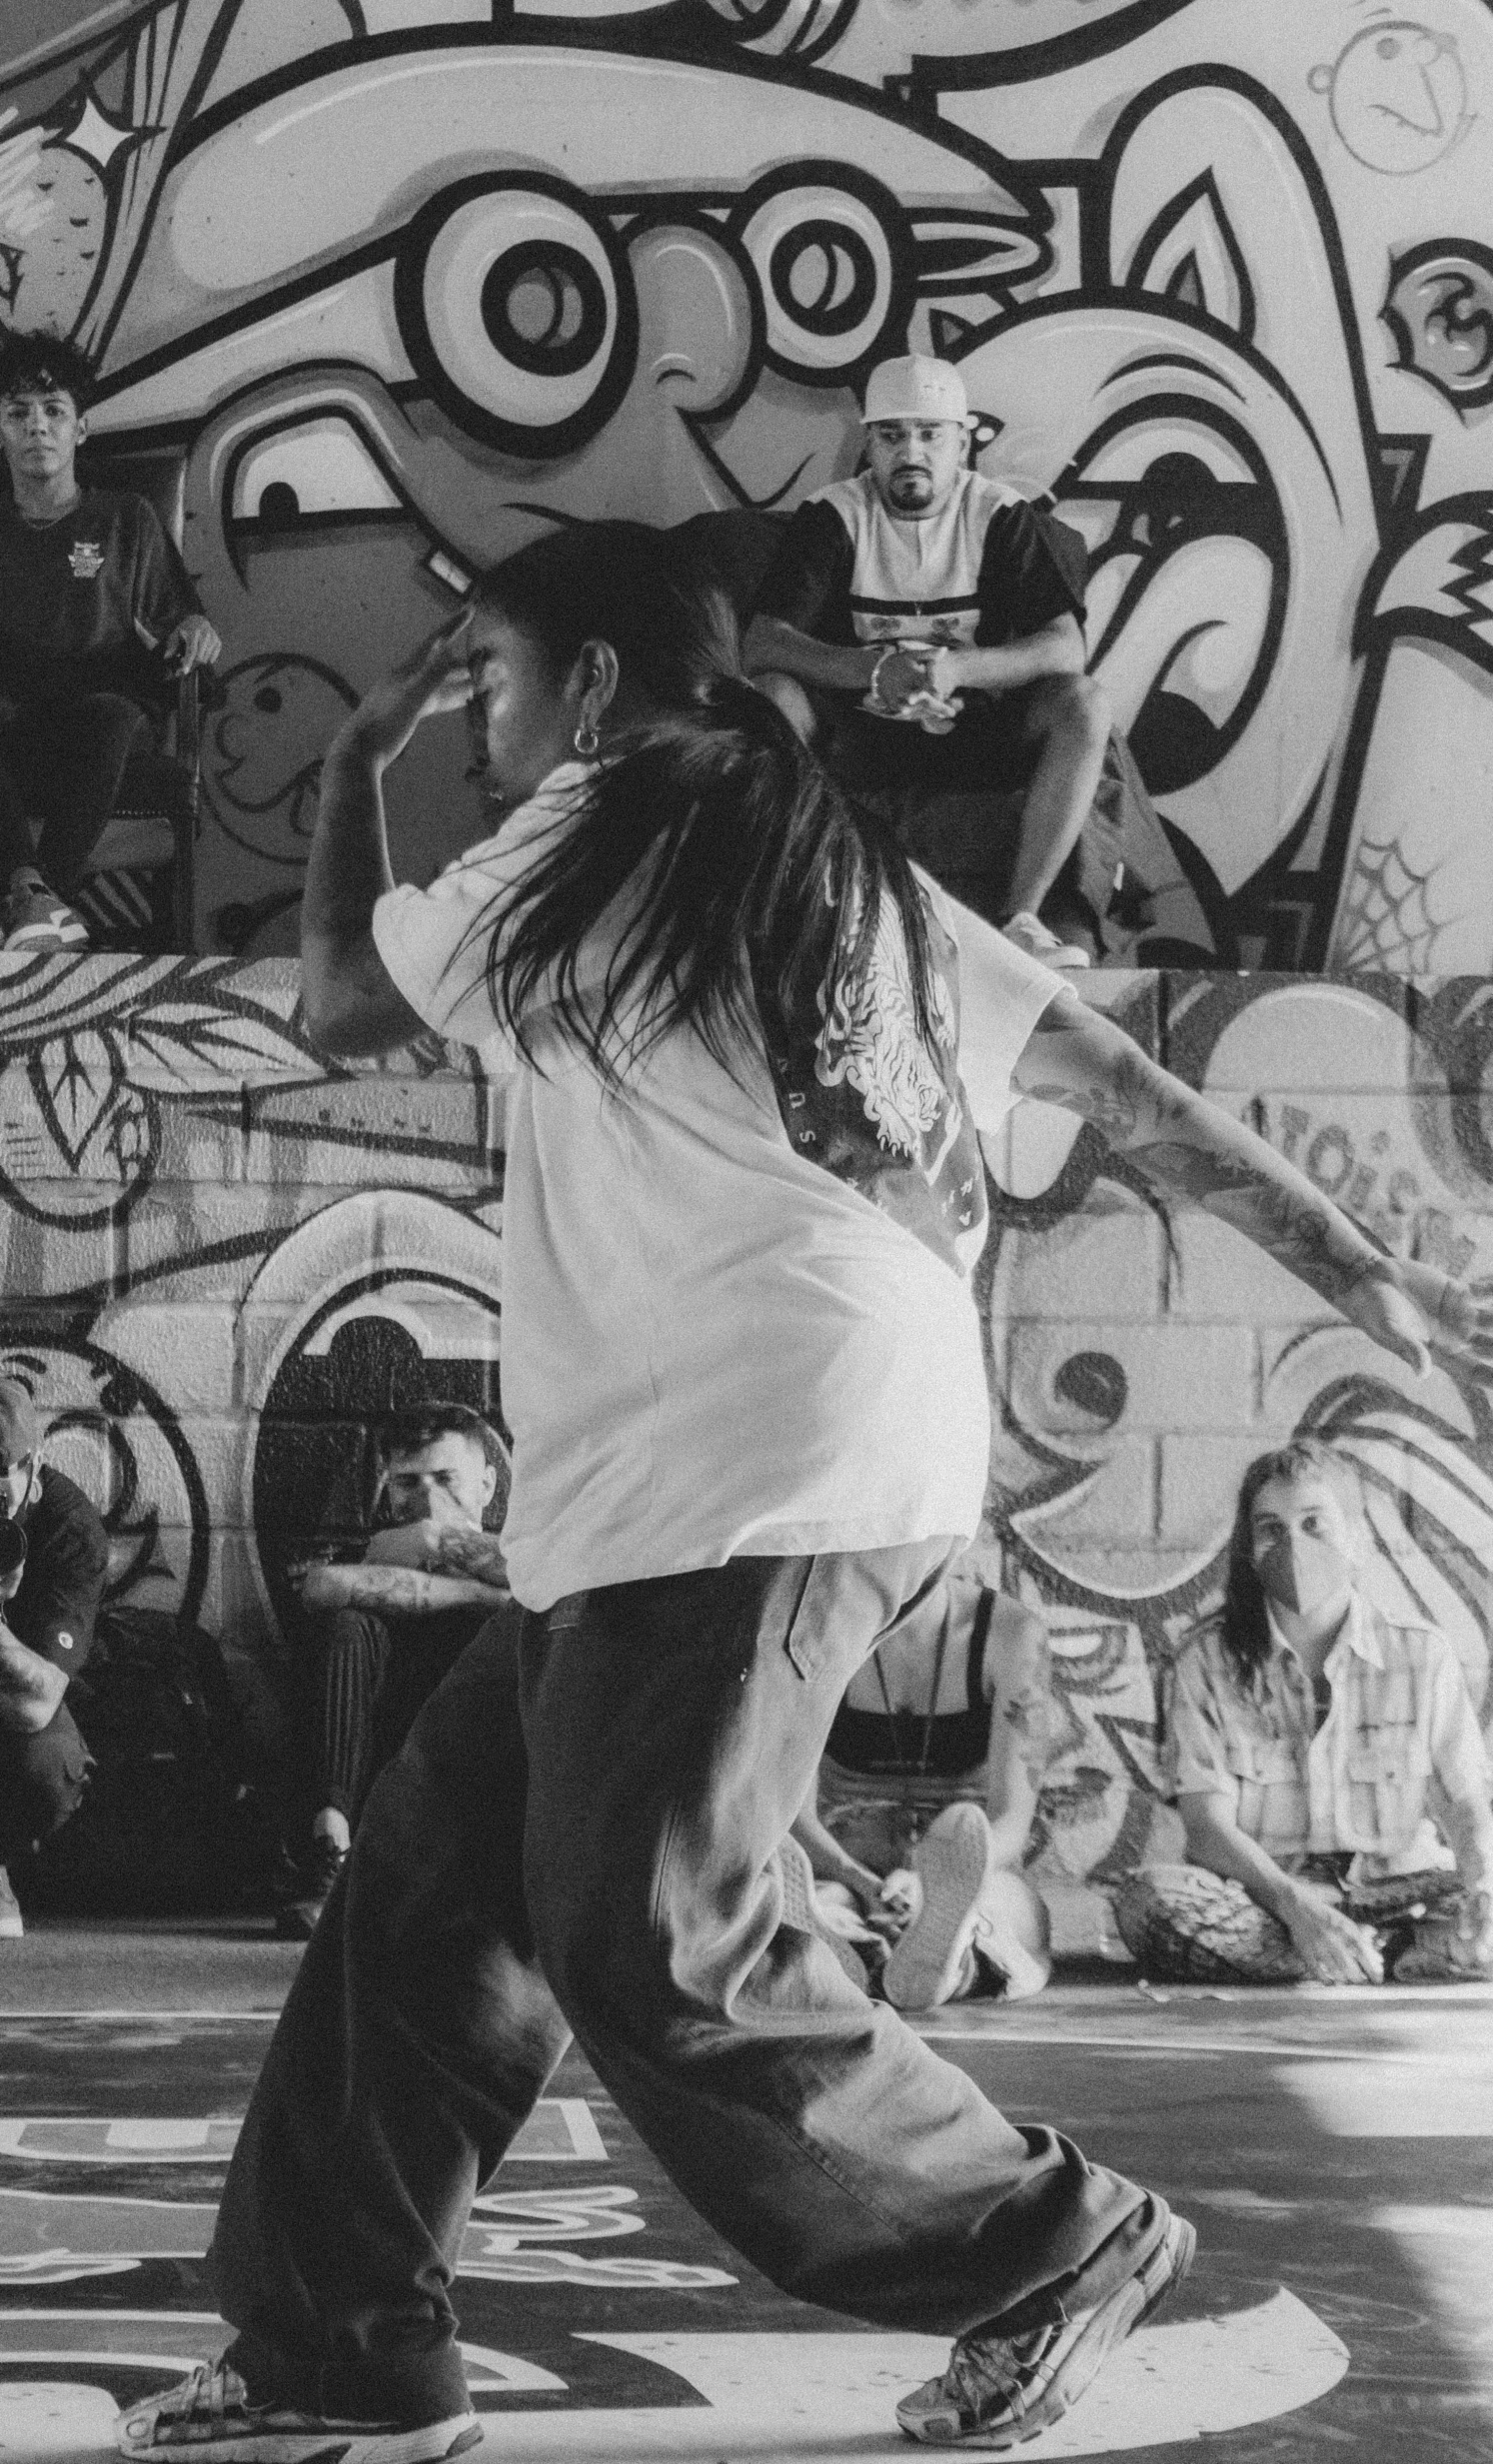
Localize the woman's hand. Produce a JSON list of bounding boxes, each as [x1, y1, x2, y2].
[[878, 1866, 920, 1924], [1449, 1884, 1493, 1976], [340, 607, 476, 771], [1346, 1260, 1493, 1382], [1283, 1889, 1384, 1984]]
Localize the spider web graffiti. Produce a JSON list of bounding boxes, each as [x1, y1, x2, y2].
[[1330, 838, 1443, 973]]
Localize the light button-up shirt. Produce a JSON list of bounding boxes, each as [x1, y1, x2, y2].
[[1164, 1596, 1490, 1879]]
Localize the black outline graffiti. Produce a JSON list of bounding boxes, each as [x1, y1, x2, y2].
[[1384, 238, 1493, 416], [891, 0, 1202, 105], [394, 172, 642, 463]]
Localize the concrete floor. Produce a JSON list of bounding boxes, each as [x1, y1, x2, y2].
[[0, 1923, 1490, 2461]]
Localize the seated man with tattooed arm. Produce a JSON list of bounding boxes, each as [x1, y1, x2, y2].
[[278, 1404, 511, 1937]]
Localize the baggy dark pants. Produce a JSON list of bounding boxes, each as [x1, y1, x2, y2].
[[212, 1548, 1161, 2424], [0, 1700, 92, 1861], [0, 693, 153, 892]]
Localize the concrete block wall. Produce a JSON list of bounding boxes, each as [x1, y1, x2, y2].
[[3, 955, 1491, 1931]]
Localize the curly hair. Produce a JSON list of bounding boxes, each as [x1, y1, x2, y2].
[[1218, 1438, 1366, 1690], [0, 329, 96, 412]]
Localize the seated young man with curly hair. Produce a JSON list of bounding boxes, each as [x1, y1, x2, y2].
[[0, 329, 219, 951]]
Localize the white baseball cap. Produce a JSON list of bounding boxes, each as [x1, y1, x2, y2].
[[860, 355, 971, 426]]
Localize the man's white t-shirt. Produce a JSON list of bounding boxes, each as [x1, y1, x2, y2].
[[371, 764, 1060, 1609]]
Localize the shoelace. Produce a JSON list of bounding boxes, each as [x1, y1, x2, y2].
[[944, 2320, 1058, 2414], [156, 2361, 251, 2428]]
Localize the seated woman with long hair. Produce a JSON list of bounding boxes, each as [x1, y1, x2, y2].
[[119, 522, 1493, 2464], [1116, 1437, 1493, 1987]]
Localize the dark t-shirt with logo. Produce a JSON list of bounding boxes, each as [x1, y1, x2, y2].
[[0, 488, 199, 714]]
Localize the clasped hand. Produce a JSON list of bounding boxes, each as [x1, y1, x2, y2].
[[869, 643, 962, 723]]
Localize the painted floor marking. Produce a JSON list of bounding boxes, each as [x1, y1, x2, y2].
[[0, 2292, 1350, 2460], [0, 2099, 606, 2166]]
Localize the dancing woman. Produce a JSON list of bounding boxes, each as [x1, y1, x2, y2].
[[120, 522, 1493, 2461]]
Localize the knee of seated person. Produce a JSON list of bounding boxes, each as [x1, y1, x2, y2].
[[1042, 670, 1109, 746], [752, 671, 816, 743], [0, 1714, 90, 1850]]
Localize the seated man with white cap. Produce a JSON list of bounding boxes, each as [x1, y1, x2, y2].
[[745, 352, 1108, 967]]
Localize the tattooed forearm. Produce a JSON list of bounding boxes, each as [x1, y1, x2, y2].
[[1016, 1000, 1383, 1307]]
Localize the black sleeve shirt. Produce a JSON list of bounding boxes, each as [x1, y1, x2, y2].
[[7, 1466, 110, 1678]]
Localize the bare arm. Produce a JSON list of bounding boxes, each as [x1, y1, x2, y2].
[[301, 616, 473, 1057], [982, 1601, 1050, 1867], [930, 614, 1086, 700], [791, 1772, 884, 1901], [293, 1562, 508, 1618], [1178, 1791, 1383, 1983], [431, 1525, 511, 1586], [743, 613, 885, 698], [1010, 990, 1493, 1375], [0, 1620, 68, 1734]]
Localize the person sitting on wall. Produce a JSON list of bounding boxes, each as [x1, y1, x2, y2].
[[791, 1559, 1053, 2007], [0, 328, 221, 954], [0, 1377, 110, 1941], [278, 1404, 512, 1937], [1115, 1438, 1493, 1985], [744, 352, 1110, 970]]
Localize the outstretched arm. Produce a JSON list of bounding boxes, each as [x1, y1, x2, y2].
[[1010, 989, 1493, 1375], [301, 614, 473, 1056]]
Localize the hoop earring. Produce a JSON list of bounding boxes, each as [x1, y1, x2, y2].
[[574, 719, 600, 759]]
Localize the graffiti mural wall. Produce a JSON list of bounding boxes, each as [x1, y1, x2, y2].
[[0, 0, 1491, 962], [3, 950, 1491, 1927]]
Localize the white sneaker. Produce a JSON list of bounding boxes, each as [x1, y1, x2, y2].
[[0, 1864, 21, 1937], [883, 1805, 995, 2010], [115, 2361, 482, 2462], [3, 871, 88, 952], [896, 2209, 1197, 2445], [1001, 911, 1091, 969]]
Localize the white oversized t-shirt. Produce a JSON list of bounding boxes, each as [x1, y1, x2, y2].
[[371, 764, 1060, 1609]]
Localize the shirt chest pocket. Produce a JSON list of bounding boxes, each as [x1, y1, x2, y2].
[[1345, 1730, 1430, 1840], [1346, 1733, 1428, 1788], [1225, 1738, 1300, 1786], [1223, 1736, 1302, 1838]]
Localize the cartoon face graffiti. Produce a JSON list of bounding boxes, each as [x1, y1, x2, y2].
[[952, 75, 1385, 915], [66, 34, 1047, 923], [90, 42, 1045, 627], [1308, 19, 1471, 176]]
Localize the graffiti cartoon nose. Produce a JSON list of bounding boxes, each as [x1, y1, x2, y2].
[[628, 224, 755, 419]]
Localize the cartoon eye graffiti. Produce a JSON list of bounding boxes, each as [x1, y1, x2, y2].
[[227, 414, 405, 531], [394, 174, 638, 458], [728, 162, 913, 383], [1051, 405, 1286, 795]]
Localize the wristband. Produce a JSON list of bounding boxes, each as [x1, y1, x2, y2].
[[867, 643, 900, 707]]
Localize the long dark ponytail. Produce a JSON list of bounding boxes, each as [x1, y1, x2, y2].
[[468, 522, 937, 1082]]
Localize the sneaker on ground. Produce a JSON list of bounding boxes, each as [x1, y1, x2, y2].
[[3, 875, 89, 952], [883, 1804, 994, 2010], [0, 1864, 22, 1938], [273, 1833, 348, 1941], [115, 2360, 482, 2462], [895, 2207, 1196, 2447], [1001, 911, 1091, 970]]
